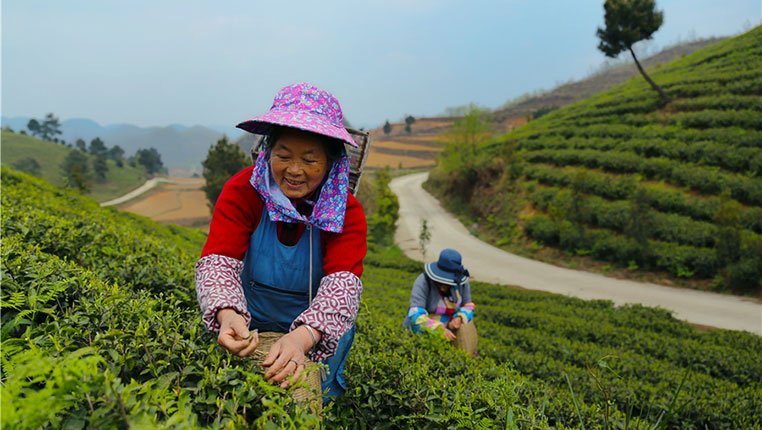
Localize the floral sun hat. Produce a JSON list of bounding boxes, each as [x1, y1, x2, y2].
[[238, 82, 353, 233], [236, 82, 357, 148]]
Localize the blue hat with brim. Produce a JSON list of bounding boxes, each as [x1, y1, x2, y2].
[[425, 249, 469, 286]]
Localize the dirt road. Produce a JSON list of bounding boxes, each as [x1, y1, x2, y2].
[[390, 172, 762, 335]]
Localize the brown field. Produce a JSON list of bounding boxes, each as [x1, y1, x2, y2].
[[119, 180, 211, 228], [372, 140, 443, 152], [365, 152, 436, 168]]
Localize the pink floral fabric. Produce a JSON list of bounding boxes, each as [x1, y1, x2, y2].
[[249, 149, 350, 233], [236, 82, 357, 148], [195, 254, 250, 331], [291, 271, 363, 362]]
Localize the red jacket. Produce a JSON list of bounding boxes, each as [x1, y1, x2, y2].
[[201, 166, 366, 277]]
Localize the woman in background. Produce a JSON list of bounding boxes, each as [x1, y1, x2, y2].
[[404, 248, 477, 355]]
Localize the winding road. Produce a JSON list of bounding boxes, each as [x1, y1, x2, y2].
[[390, 172, 762, 335]]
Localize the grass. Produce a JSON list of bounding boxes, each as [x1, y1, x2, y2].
[[1, 131, 146, 202]]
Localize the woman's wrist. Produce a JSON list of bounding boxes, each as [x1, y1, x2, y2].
[[216, 308, 239, 325], [292, 325, 321, 354]]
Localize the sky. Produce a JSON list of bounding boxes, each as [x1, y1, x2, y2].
[[2, 0, 760, 130]]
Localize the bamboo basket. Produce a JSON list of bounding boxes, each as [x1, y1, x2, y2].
[[345, 128, 371, 195], [453, 321, 478, 355], [252, 332, 323, 412]]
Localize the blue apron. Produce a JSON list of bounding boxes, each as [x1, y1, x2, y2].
[[241, 210, 354, 397]]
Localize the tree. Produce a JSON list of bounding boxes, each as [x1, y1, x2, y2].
[[89, 137, 107, 156], [27, 119, 41, 137], [383, 120, 392, 135], [404, 115, 416, 134], [202, 136, 250, 210], [108, 145, 125, 167], [596, 0, 671, 103], [11, 157, 41, 177], [93, 155, 109, 181], [28, 113, 64, 141], [438, 105, 493, 189], [75, 139, 87, 152], [60, 150, 91, 193], [135, 147, 164, 175], [366, 167, 400, 246]]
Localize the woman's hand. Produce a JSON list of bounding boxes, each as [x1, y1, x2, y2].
[[262, 326, 318, 388], [217, 309, 259, 357], [443, 328, 457, 341], [447, 316, 463, 330]]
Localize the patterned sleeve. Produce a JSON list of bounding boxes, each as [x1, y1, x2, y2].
[[406, 307, 445, 334], [291, 271, 363, 362], [195, 254, 251, 331], [404, 273, 445, 336], [456, 280, 475, 323]]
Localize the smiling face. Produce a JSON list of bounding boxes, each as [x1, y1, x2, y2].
[[269, 129, 329, 199]]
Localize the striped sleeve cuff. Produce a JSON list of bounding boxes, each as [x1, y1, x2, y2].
[[195, 254, 250, 331], [406, 307, 446, 335], [456, 302, 475, 323]]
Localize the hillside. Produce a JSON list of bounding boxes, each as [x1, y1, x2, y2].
[[0, 130, 147, 202], [2, 167, 760, 428], [426, 27, 762, 291], [1, 118, 227, 174], [363, 38, 727, 170]]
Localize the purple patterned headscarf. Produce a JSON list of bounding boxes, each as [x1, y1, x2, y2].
[[250, 148, 350, 233]]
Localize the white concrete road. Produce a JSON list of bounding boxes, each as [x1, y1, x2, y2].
[[390, 172, 762, 335]]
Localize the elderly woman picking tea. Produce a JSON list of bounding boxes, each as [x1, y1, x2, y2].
[[195, 83, 367, 397]]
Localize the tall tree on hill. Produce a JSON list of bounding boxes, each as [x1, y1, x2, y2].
[[404, 115, 416, 134], [26, 119, 41, 138], [438, 105, 494, 199], [89, 137, 107, 156], [75, 139, 87, 152], [383, 120, 392, 135], [596, 0, 672, 103], [202, 136, 250, 211], [27, 113, 63, 141], [135, 148, 164, 175], [60, 150, 92, 193]]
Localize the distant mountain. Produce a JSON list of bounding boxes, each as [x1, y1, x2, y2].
[[208, 124, 245, 140], [1, 117, 233, 171]]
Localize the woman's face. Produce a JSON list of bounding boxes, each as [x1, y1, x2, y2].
[[270, 129, 329, 199]]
